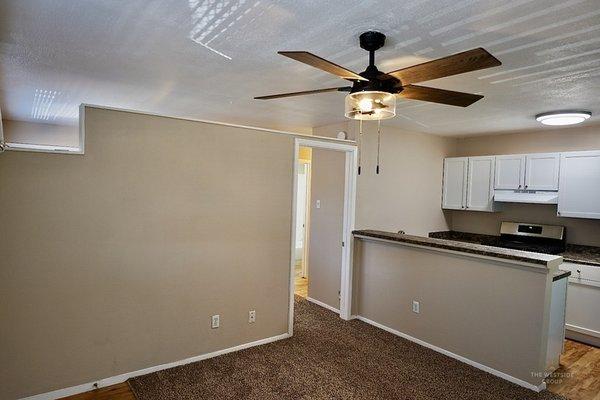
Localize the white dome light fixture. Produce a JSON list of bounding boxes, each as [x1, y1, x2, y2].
[[535, 110, 591, 126]]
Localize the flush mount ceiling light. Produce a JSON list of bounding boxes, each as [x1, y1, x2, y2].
[[535, 111, 591, 126]]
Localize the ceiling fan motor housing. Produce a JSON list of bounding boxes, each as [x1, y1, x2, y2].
[[359, 31, 386, 52], [354, 31, 402, 95]]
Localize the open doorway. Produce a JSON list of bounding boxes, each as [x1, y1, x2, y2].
[[288, 138, 357, 336], [294, 147, 312, 298]]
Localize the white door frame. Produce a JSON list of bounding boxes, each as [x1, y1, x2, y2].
[[299, 159, 311, 278], [288, 138, 358, 335]]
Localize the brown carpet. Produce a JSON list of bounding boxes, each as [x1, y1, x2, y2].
[[129, 296, 565, 400]]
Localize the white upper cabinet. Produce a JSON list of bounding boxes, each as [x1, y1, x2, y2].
[[443, 156, 495, 212], [494, 155, 526, 190], [466, 156, 495, 211], [558, 151, 600, 219], [442, 157, 468, 210], [525, 152, 560, 190]]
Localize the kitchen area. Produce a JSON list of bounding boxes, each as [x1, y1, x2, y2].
[[439, 150, 600, 349], [351, 147, 600, 396]]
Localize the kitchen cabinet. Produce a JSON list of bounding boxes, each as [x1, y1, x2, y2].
[[559, 262, 600, 347], [558, 151, 600, 219], [466, 156, 495, 211], [495, 154, 526, 190], [442, 157, 468, 210], [442, 156, 494, 212], [494, 153, 559, 191], [525, 152, 560, 190]]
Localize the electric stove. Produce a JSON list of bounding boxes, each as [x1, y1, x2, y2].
[[481, 222, 566, 255]]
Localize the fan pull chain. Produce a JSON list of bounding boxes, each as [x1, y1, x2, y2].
[[358, 119, 363, 175], [376, 119, 382, 174]]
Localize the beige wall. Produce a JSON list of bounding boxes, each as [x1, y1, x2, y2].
[[453, 125, 600, 246], [0, 107, 295, 399], [2, 119, 80, 147], [307, 148, 345, 310], [456, 124, 600, 156], [313, 121, 456, 236], [354, 238, 551, 386]]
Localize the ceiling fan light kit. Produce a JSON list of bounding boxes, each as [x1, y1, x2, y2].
[[345, 91, 396, 120]]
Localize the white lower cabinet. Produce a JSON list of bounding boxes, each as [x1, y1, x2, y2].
[[558, 262, 600, 347], [442, 156, 495, 212]]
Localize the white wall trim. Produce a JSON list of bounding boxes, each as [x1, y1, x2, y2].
[[355, 316, 546, 393], [19, 333, 290, 400], [565, 323, 600, 339], [306, 297, 340, 313], [3, 142, 82, 155], [81, 103, 355, 144]]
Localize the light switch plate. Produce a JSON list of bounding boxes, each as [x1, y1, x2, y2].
[[211, 314, 220, 328], [316, 200, 321, 209], [412, 301, 420, 314]]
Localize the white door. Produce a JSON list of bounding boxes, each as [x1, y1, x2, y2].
[[466, 156, 495, 212], [442, 157, 468, 210], [495, 155, 526, 190], [558, 151, 600, 219], [525, 153, 560, 190]]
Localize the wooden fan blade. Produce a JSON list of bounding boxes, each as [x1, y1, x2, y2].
[[254, 86, 351, 100], [387, 48, 501, 85], [278, 51, 368, 81], [399, 85, 483, 107]]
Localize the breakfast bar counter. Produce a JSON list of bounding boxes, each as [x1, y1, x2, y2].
[[352, 229, 568, 392], [353, 229, 563, 269]]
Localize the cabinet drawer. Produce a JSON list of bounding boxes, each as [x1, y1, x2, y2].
[[561, 262, 600, 287]]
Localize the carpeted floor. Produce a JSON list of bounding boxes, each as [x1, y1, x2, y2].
[[129, 296, 565, 400]]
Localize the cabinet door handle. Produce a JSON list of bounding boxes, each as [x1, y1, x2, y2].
[[518, 184, 521, 189], [524, 185, 528, 189]]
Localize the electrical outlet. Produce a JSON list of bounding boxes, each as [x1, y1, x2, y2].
[[211, 314, 220, 329], [412, 300, 420, 314], [248, 310, 256, 323]]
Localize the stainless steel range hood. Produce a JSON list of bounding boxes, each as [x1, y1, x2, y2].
[[493, 190, 559, 204]]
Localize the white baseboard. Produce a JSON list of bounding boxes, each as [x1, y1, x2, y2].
[[306, 297, 340, 314], [356, 316, 546, 393], [565, 323, 600, 339], [20, 333, 290, 400], [565, 324, 600, 347]]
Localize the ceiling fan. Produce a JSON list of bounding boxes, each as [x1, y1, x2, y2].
[[255, 31, 502, 120]]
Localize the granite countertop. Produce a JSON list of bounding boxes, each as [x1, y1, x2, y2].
[[353, 229, 562, 267], [553, 270, 572, 281], [429, 231, 600, 268]]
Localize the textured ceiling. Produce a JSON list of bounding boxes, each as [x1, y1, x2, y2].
[[0, 0, 599, 136]]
